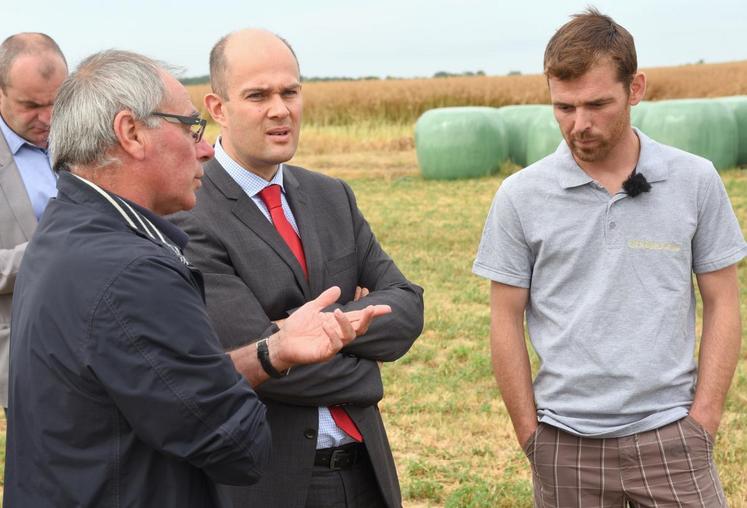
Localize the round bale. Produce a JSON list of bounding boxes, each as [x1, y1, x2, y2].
[[415, 107, 508, 180], [717, 96, 747, 166], [631, 100, 651, 128], [496, 104, 549, 167], [525, 106, 563, 166], [639, 99, 738, 171]]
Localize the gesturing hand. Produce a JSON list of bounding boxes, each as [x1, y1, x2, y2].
[[271, 286, 391, 370]]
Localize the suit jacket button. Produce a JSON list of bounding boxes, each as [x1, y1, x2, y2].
[[304, 428, 316, 440]]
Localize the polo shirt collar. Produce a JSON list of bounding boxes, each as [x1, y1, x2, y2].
[[554, 141, 593, 189], [555, 127, 669, 190], [634, 128, 670, 184]]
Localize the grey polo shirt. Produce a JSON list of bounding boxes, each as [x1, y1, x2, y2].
[[473, 129, 747, 437]]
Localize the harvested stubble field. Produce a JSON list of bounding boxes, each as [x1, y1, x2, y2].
[[1, 61, 747, 506]]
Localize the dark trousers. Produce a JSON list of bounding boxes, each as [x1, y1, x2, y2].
[[304, 452, 387, 508]]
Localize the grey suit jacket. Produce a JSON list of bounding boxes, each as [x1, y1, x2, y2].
[[0, 132, 37, 407], [171, 160, 424, 508]]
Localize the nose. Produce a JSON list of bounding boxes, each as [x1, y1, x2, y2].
[[266, 94, 290, 119], [38, 105, 53, 126], [573, 107, 593, 135], [196, 138, 215, 162]]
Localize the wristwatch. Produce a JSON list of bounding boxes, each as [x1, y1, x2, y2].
[[256, 338, 289, 378]]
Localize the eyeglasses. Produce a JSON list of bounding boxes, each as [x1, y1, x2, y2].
[[150, 112, 207, 143]]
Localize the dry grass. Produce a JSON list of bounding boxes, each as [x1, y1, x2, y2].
[[189, 60, 747, 128], [204, 122, 414, 158]]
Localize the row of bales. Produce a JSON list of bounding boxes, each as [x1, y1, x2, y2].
[[415, 96, 747, 179]]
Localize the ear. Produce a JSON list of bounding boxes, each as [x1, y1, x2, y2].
[[629, 72, 646, 106], [112, 110, 147, 161], [204, 92, 228, 126]]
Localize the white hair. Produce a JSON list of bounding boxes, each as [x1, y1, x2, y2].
[[49, 50, 169, 171]]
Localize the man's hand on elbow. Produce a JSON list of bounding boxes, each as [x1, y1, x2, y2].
[[354, 286, 369, 302]]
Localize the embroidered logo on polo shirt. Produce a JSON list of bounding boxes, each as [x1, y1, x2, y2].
[[627, 239, 681, 252]]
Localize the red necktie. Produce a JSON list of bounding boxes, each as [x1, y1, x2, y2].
[[328, 406, 363, 442], [258, 184, 308, 278], [258, 184, 363, 442]]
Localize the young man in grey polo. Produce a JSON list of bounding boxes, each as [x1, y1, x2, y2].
[[473, 9, 745, 507]]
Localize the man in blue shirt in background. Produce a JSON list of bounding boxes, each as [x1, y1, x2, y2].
[[0, 32, 67, 409]]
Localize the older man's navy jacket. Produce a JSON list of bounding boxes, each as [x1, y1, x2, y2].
[[4, 171, 270, 507]]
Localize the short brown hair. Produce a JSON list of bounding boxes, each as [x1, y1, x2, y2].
[[208, 34, 230, 98], [544, 7, 637, 89], [0, 32, 67, 90]]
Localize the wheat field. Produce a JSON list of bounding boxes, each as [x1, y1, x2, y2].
[[188, 60, 747, 128], [190, 60, 747, 158]]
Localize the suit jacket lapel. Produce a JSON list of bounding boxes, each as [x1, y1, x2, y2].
[[206, 159, 311, 298], [283, 167, 325, 298], [0, 134, 36, 239]]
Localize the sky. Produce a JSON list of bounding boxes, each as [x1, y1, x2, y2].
[[3, 0, 745, 79]]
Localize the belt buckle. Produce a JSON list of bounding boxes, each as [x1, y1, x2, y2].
[[328, 448, 353, 470]]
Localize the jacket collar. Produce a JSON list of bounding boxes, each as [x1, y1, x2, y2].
[[204, 159, 314, 297], [58, 170, 189, 250]]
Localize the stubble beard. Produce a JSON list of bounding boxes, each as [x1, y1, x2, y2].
[[571, 136, 611, 163], [569, 110, 629, 163]]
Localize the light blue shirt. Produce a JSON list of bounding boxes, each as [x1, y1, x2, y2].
[[214, 139, 354, 449], [0, 114, 57, 221]]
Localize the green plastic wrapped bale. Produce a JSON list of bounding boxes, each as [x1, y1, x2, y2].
[[525, 106, 563, 166], [496, 104, 549, 167], [415, 107, 508, 180], [631, 101, 651, 128], [639, 99, 738, 171], [717, 96, 747, 165]]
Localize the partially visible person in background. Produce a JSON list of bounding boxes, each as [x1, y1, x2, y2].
[[0, 32, 67, 410]]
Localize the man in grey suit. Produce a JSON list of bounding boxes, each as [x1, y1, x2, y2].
[[0, 33, 67, 408], [171, 29, 424, 507]]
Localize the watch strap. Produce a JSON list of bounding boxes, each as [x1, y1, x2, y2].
[[257, 338, 287, 378]]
